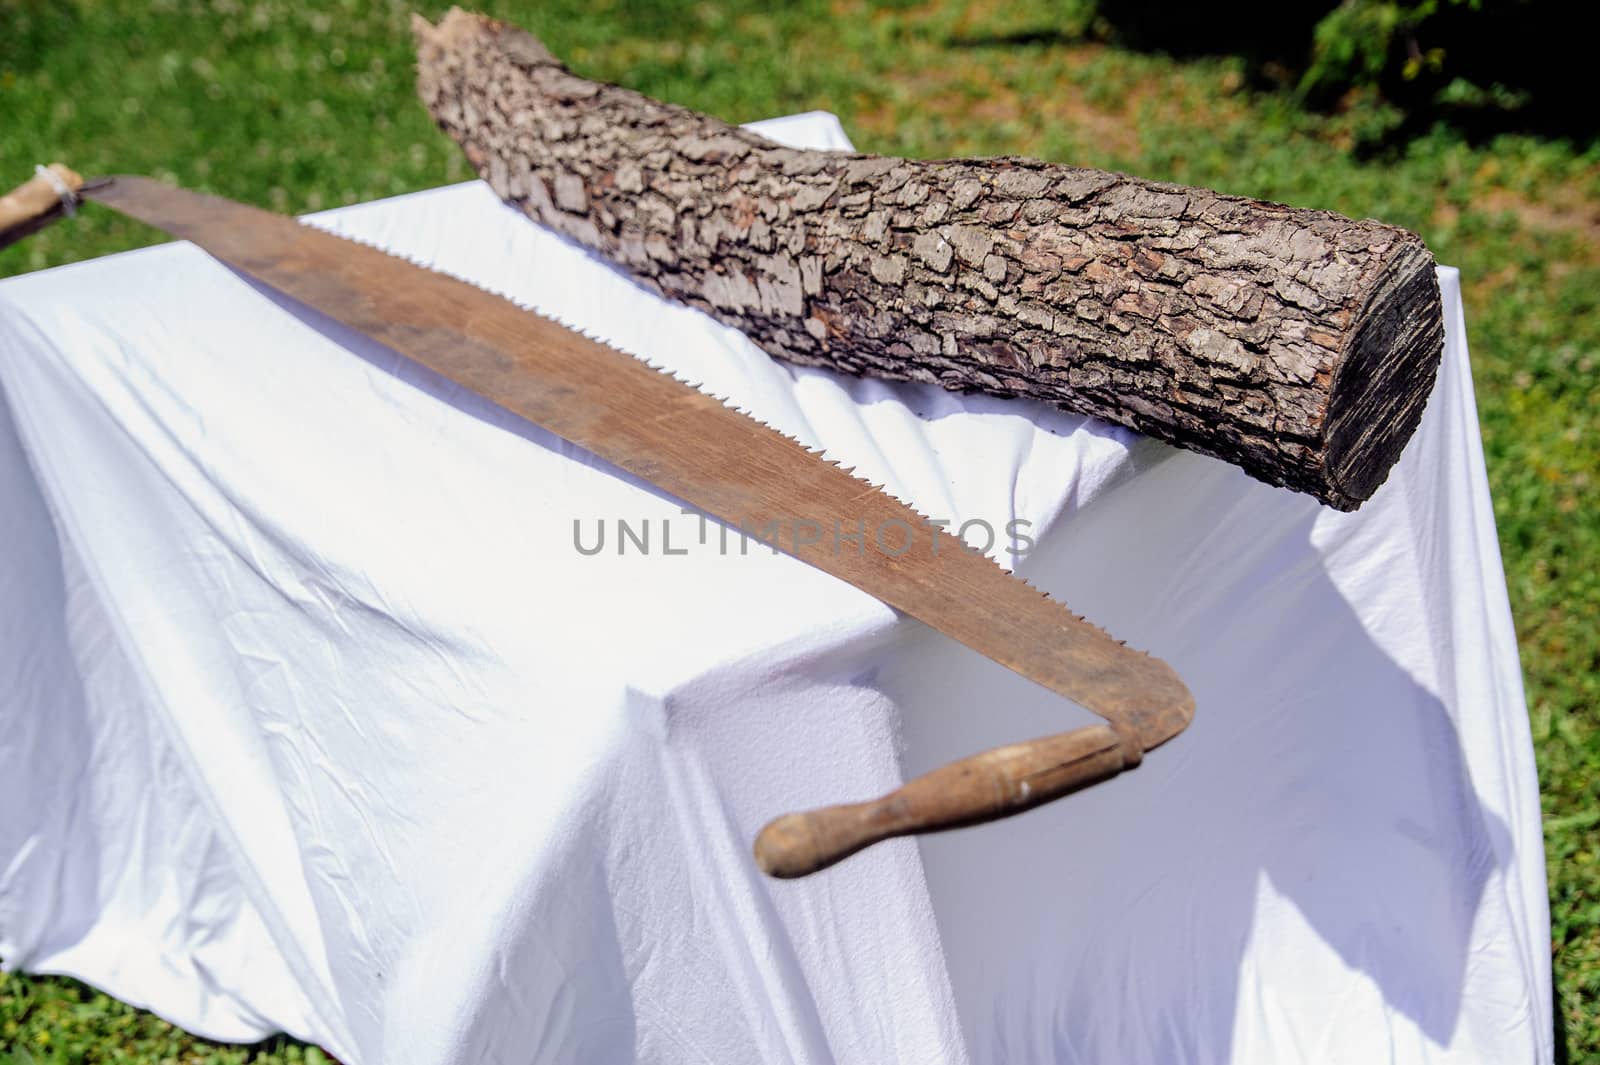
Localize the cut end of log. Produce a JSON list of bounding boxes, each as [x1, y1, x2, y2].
[[1322, 238, 1445, 510]]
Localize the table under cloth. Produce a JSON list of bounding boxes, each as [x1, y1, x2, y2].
[[0, 113, 1551, 1064]]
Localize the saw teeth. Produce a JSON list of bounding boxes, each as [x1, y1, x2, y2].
[[305, 216, 1159, 661]]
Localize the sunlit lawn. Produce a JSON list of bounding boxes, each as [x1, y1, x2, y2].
[[2, 0, 1595, 1060]]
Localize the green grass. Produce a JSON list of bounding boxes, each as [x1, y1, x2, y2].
[[2, 0, 1596, 1060], [0, 974, 328, 1065]]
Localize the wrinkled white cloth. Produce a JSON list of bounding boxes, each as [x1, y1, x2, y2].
[[0, 113, 1550, 1065]]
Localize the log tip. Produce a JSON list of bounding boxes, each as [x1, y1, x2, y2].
[[414, 7, 558, 69], [411, 8, 470, 49], [411, 9, 465, 71], [1322, 235, 1445, 510]]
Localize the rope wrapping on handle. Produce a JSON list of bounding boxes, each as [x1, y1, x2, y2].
[[35, 164, 78, 217]]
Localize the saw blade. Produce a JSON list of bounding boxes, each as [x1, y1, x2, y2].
[[83, 176, 1192, 749]]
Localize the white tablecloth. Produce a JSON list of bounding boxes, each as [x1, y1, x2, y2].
[[0, 113, 1551, 1064]]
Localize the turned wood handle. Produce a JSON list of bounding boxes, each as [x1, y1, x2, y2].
[[754, 722, 1136, 878], [0, 164, 84, 250]]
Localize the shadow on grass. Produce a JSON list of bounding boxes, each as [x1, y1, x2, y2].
[[955, 0, 1600, 148]]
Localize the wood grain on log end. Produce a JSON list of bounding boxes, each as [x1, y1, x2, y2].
[[413, 9, 1446, 511], [1322, 238, 1444, 509]]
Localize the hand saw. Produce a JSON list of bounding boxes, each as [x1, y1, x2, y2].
[[1, 164, 1193, 878]]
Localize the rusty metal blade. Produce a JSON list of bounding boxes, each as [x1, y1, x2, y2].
[[83, 176, 1193, 749]]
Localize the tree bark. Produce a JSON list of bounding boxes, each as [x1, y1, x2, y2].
[[413, 9, 1443, 510]]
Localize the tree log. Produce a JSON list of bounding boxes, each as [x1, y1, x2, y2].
[[413, 9, 1444, 510]]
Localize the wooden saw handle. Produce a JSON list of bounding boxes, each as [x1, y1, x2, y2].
[[754, 722, 1138, 878], [0, 163, 84, 250]]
